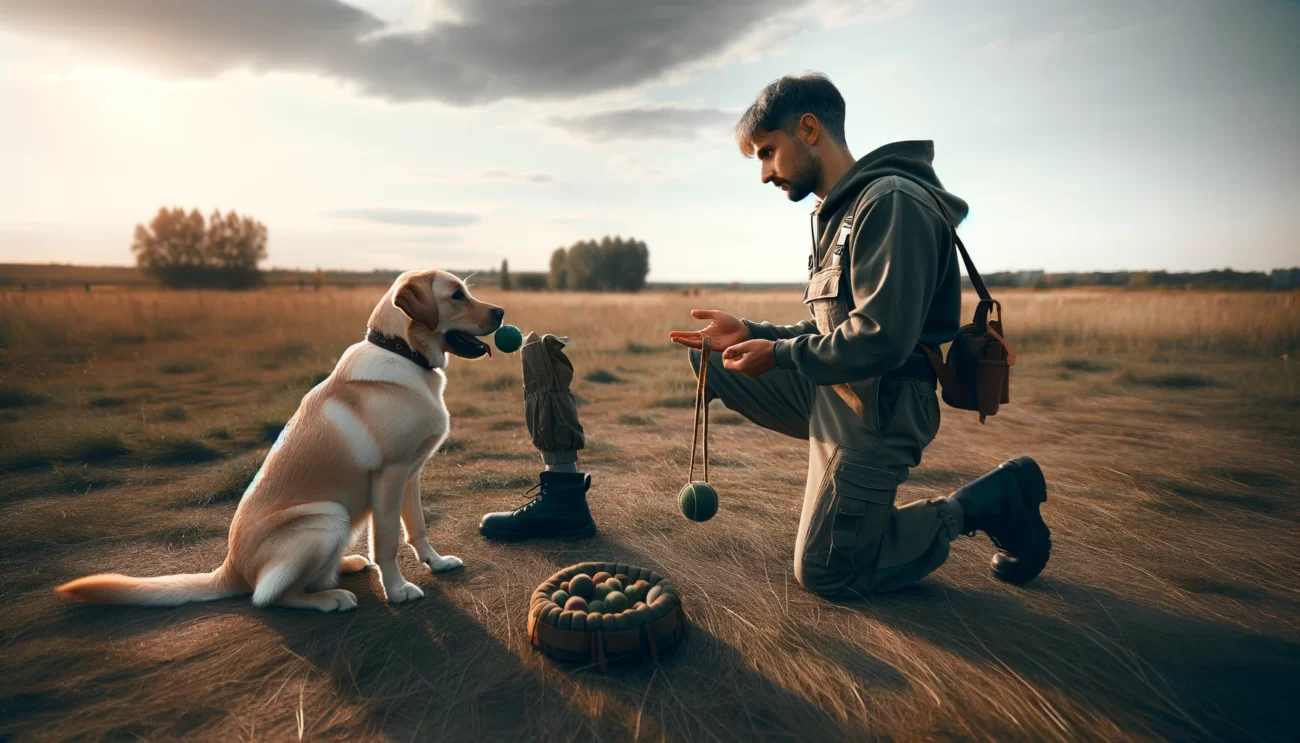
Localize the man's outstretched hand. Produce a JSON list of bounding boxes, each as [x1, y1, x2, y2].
[[722, 340, 777, 378], [669, 309, 750, 352]]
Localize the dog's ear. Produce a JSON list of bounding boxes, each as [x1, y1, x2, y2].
[[393, 275, 440, 329]]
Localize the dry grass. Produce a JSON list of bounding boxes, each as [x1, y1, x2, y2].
[[0, 285, 1297, 742]]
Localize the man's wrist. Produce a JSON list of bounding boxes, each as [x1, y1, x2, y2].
[[773, 338, 798, 370], [741, 318, 770, 341]]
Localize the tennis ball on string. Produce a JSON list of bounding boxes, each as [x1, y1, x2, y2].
[[679, 481, 718, 522], [493, 324, 523, 354]]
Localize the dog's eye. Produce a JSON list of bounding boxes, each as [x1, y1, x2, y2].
[[451, 288, 466, 301]]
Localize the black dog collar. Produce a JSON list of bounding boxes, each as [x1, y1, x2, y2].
[[366, 329, 434, 371]]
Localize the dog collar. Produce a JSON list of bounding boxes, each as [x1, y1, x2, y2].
[[366, 329, 434, 371]]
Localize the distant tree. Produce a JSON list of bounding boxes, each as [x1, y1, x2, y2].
[[205, 209, 267, 289], [552, 236, 650, 292], [515, 272, 548, 290], [500, 258, 512, 290], [131, 206, 268, 289], [549, 247, 568, 290], [566, 240, 602, 290]]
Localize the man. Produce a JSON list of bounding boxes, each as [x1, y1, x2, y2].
[[669, 73, 1051, 598]]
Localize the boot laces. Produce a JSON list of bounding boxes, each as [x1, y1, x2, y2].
[[515, 483, 543, 514]]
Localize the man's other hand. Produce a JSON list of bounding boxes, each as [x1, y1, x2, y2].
[[722, 339, 777, 378], [669, 309, 750, 352]]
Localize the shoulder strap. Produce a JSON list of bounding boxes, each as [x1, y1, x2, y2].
[[842, 180, 992, 302]]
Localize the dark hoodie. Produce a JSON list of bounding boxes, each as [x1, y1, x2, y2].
[[745, 140, 970, 385]]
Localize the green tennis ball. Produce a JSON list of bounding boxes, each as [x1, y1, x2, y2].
[[551, 590, 570, 606], [646, 585, 663, 604], [604, 591, 630, 613], [592, 571, 612, 585], [593, 584, 611, 602], [494, 324, 523, 353], [603, 578, 623, 593], [569, 574, 595, 600], [680, 481, 719, 522], [588, 600, 606, 614]]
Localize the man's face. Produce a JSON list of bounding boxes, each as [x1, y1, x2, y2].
[[753, 128, 821, 203]]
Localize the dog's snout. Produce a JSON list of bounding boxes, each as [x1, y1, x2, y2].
[[490, 307, 504, 322]]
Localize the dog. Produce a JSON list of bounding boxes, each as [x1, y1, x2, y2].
[[55, 269, 503, 612]]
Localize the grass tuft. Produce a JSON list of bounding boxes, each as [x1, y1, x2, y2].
[[0, 384, 48, 410], [159, 360, 206, 375], [1124, 372, 1223, 389], [467, 474, 535, 491], [584, 369, 623, 384], [87, 396, 128, 408], [147, 438, 223, 466]]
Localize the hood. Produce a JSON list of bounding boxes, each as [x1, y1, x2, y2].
[[816, 140, 969, 230]]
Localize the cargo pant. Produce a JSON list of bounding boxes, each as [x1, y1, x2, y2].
[[687, 349, 964, 598]]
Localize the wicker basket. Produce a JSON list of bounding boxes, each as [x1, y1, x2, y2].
[[528, 562, 687, 670]]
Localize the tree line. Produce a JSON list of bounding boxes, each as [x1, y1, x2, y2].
[[132, 207, 268, 289], [547, 236, 650, 291]]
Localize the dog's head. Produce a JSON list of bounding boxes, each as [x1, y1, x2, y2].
[[387, 269, 504, 361]]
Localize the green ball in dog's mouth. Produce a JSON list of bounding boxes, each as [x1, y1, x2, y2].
[[494, 324, 523, 354]]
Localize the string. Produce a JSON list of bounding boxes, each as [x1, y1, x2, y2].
[[687, 336, 711, 484]]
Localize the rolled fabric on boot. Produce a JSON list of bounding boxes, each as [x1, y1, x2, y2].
[[521, 332, 586, 459]]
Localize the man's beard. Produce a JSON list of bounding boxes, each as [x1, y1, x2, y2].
[[780, 141, 821, 202]]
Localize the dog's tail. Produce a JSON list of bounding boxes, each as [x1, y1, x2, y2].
[[55, 560, 248, 607]]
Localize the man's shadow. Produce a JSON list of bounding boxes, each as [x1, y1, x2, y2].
[[839, 578, 1300, 742]]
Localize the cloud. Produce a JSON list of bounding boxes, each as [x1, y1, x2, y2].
[[0, 0, 801, 105], [397, 168, 563, 186], [976, 30, 1067, 60], [323, 208, 478, 228], [546, 105, 736, 143], [480, 170, 557, 184], [605, 153, 705, 182]]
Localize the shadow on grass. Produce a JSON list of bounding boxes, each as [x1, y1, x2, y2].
[[837, 580, 1300, 742]]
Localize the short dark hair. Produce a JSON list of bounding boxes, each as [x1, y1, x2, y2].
[[734, 72, 847, 157]]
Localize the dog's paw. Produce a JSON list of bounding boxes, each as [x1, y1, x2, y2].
[[339, 555, 373, 574], [384, 581, 425, 604], [319, 589, 358, 613], [424, 555, 464, 573]]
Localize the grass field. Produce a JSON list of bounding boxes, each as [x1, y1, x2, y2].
[[1, 284, 1298, 742]]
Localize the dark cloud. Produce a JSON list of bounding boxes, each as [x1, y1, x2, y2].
[[545, 105, 736, 143], [0, 0, 792, 105], [323, 208, 478, 228]]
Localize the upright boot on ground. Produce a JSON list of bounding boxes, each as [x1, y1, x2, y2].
[[478, 331, 598, 541], [951, 456, 1051, 584], [479, 471, 596, 540]]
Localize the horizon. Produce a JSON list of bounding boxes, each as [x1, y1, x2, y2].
[[1, 0, 1297, 281]]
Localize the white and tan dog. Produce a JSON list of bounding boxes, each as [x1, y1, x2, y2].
[[56, 269, 502, 612]]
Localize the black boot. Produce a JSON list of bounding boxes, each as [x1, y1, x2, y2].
[[951, 456, 1051, 584], [479, 471, 596, 541]]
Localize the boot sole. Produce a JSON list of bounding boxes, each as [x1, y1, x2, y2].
[[990, 457, 1051, 585], [479, 522, 598, 542]]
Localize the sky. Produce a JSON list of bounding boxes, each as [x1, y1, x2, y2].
[[0, 0, 1296, 282]]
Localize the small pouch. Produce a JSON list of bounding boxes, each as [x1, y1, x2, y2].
[[803, 266, 849, 334]]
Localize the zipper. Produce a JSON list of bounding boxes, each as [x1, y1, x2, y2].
[[809, 210, 820, 273]]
